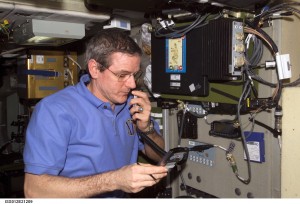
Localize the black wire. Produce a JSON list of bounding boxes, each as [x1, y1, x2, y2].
[[284, 78, 300, 87], [250, 68, 300, 88], [137, 131, 167, 157], [245, 16, 286, 105], [259, 2, 300, 20], [177, 109, 186, 147], [249, 118, 277, 137], [0, 139, 14, 153], [273, 80, 283, 105], [176, 108, 189, 196], [244, 2, 300, 95], [179, 170, 190, 196], [154, 13, 218, 38], [245, 19, 279, 53]]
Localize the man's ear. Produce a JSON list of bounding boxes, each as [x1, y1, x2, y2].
[[87, 59, 99, 79]]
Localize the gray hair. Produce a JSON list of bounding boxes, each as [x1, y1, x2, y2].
[[85, 29, 142, 72]]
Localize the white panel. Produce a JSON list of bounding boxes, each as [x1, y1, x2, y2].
[[281, 87, 300, 198], [32, 19, 85, 39]]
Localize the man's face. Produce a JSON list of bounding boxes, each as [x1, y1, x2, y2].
[[91, 52, 141, 105]]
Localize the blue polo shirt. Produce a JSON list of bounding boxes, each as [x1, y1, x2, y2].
[[23, 74, 155, 197]]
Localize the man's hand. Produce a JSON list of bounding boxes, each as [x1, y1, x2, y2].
[[115, 163, 168, 193], [130, 90, 151, 132]]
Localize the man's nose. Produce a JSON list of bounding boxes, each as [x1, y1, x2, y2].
[[126, 75, 137, 89]]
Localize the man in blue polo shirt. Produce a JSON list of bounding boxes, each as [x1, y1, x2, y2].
[[23, 29, 168, 198]]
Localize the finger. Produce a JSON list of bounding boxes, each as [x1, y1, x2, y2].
[[131, 92, 151, 109], [136, 162, 152, 167], [130, 105, 143, 114], [149, 174, 157, 181], [131, 97, 142, 107], [131, 90, 147, 99], [131, 110, 150, 125], [145, 173, 168, 184], [137, 105, 143, 113], [134, 166, 158, 182], [129, 169, 158, 184], [136, 164, 168, 175], [151, 172, 168, 180], [140, 173, 164, 183]]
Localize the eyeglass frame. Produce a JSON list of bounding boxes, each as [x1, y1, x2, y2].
[[105, 67, 143, 82]]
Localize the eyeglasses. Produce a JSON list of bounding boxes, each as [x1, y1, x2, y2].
[[106, 68, 143, 82]]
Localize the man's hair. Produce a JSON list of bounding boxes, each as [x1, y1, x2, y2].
[[85, 29, 142, 72]]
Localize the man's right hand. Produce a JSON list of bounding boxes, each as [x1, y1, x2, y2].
[[115, 163, 168, 193]]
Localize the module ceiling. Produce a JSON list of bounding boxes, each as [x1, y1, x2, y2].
[[0, 0, 110, 56]]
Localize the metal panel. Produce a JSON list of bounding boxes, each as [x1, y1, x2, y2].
[[164, 108, 280, 198], [163, 24, 282, 198], [17, 50, 78, 99]]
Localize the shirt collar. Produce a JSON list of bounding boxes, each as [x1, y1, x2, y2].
[[76, 74, 130, 112]]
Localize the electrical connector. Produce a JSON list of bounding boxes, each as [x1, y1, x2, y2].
[[243, 97, 276, 112], [265, 60, 276, 69], [274, 105, 282, 136], [226, 153, 238, 175]]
